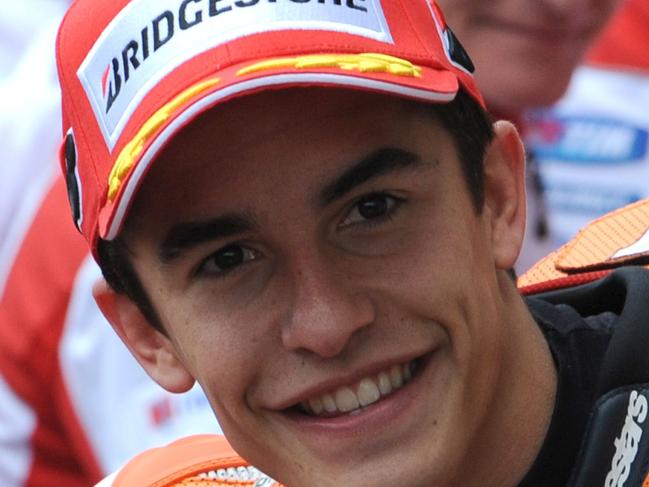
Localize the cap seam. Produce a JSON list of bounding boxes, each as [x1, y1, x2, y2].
[[395, 0, 433, 57], [57, 9, 105, 217], [224, 33, 233, 67]]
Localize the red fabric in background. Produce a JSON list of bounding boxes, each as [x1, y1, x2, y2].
[[0, 178, 102, 487], [587, 0, 649, 72]]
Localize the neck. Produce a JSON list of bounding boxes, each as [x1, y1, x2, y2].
[[460, 275, 557, 487]]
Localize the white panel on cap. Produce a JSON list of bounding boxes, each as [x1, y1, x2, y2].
[[77, 0, 394, 151]]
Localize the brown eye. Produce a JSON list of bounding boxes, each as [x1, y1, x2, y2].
[[340, 193, 401, 229], [200, 244, 259, 276], [214, 245, 245, 270], [357, 194, 390, 220]]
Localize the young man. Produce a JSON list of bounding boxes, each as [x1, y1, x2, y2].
[[56, 0, 649, 485]]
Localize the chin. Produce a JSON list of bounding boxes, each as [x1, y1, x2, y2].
[[284, 461, 439, 487]]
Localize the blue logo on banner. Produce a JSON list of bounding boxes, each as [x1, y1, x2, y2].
[[526, 115, 648, 164], [545, 182, 642, 215]]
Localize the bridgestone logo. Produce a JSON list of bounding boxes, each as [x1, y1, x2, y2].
[[78, 0, 393, 150], [605, 390, 648, 487]]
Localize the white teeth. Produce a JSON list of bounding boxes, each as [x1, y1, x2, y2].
[[357, 378, 381, 407], [322, 394, 337, 413], [309, 397, 324, 415], [402, 363, 412, 381], [378, 372, 393, 395], [389, 365, 403, 388], [300, 360, 417, 417], [335, 387, 360, 412]]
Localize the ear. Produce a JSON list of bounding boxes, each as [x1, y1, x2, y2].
[[93, 278, 196, 393], [482, 121, 527, 269]]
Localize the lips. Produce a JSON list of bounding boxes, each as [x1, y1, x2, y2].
[[298, 360, 417, 418]]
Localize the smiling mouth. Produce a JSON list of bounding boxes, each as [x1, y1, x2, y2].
[[294, 357, 423, 418]]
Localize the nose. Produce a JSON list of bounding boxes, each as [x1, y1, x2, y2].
[[280, 254, 375, 358]]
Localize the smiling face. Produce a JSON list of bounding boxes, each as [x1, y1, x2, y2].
[[437, 0, 618, 112], [98, 89, 555, 486]]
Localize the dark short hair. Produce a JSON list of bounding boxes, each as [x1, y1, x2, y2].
[[97, 89, 495, 333], [431, 90, 494, 211], [98, 236, 165, 331]]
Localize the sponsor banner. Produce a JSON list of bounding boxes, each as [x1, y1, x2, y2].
[[149, 387, 211, 427], [78, 0, 393, 151], [527, 115, 648, 164], [542, 182, 642, 245], [545, 182, 641, 216]]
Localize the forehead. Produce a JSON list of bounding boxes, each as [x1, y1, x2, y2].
[[124, 88, 451, 230], [135, 89, 438, 183], [168, 88, 431, 155]]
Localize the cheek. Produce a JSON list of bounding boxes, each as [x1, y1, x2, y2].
[[371, 213, 491, 320], [159, 299, 260, 398], [392, 210, 500, 334]]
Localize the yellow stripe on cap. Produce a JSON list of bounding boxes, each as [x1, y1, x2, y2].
[[107, 77, 221, 201], [237, 53, 422, 78]]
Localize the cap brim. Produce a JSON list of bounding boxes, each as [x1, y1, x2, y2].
[[98, 58, 459, 241]]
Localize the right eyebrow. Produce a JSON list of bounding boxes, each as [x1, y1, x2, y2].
[[159, 213, 255, 263], [317, 147, 423, 208]]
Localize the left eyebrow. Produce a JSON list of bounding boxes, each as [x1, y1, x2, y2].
[[318, 147, 424, 208], [159, 213, 256, 263]]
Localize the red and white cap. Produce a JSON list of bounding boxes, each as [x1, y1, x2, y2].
[[56, 0, 484, 257]]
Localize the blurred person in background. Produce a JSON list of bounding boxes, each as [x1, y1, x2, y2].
[[0, 0, 67, 293], [0, 2, 219, 486], [436, 0, 620, 271], [0, 4, 70, 483], [525, 0, 649, 251]]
